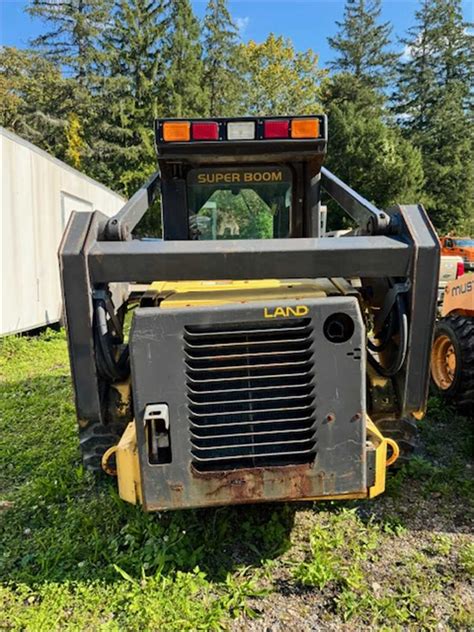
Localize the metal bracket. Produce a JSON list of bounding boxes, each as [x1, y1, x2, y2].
[[102, 170, 161, 241], [321, 167, 394, 235], [143, 404, 170, 430], [144, 404, 171, 464]]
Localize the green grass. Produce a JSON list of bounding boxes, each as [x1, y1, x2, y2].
[[1, 331, 473, 630]]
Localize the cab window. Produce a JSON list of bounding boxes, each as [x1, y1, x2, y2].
[[187, 166, 292, 240]]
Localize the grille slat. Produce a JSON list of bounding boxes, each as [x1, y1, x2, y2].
[[185, 318, 317, 471], [190, 414, 315, 432], [187, 380, 313, 396]]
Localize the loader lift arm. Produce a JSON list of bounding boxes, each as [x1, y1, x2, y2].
[[101, 166, 395, 242]]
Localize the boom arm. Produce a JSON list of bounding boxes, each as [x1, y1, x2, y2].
[[102, 167, 397, 242]]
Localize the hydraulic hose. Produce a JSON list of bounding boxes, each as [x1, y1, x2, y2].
[[367, 294, 408, 377], [367, 308, 396, 353], [94, 299, 130, 382]]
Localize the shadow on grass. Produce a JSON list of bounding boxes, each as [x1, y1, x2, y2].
[[0, 375, 297, 588]]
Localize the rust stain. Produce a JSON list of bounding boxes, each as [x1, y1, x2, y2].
[[190, 462, 318, 503], [169, 482, 184, 492]]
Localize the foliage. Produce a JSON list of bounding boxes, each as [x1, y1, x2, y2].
[[162, 0, 207, 117], [0, 0, 469, 235], [202, 0, 242, 117], [239, 34, 326, 116], [0, 47, 82, 163], [65, 112, 85, 169], [91, 0, 167, 195], [293, 509, 380, 590], [328, 0, 399, 92], [27, 0, 112, 85], [394, 0, 474, 233], [322, 74, 424, 229]]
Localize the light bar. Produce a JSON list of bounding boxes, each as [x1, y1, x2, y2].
[[291, 118, 319, 139], [227, 121, 255, 140], [163, 121, 190, 142], [159, 116, 323, 143], [192, 121, 219, 140], [263, 119, 289, 139]]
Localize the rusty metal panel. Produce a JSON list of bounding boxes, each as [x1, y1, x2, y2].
[[129, 297, 367, 510]]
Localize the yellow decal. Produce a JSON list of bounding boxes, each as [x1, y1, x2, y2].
[[264, 305, 309, 318], [196, 170, 283, 185]]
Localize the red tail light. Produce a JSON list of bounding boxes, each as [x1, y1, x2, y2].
[[456, 261, 465, 278], [263, 119, 289, 139], [192, 122, 219, 140]]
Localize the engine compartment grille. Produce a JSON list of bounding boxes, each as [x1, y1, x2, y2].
[[184, 318, 317, 471]]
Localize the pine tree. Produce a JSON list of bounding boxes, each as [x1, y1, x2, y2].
[[91, 0, 167, 195], [394, 0, 474, 232], [328, 0, 399, 92], [393, 0, 438, 134], [27, 0, 111, 85], [322, 73, 425, 230], [203, 0, 242, 116], [162, 0, 207, 117]]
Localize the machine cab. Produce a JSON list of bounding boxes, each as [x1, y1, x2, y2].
[[154, 116, 327, 240]]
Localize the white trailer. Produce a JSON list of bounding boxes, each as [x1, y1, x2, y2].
[[1, 128, 126, 336]]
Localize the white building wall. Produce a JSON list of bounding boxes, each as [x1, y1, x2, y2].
[[1, 128, 126, 335]]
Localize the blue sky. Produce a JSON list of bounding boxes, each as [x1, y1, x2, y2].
[[1, 0, 473, 68]]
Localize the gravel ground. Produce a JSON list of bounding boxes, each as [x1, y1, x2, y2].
[[230, 411, 474, 631]]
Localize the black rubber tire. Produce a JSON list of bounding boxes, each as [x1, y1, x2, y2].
[[431, 316, 474, 415], [374, 416, 418, 468], [79, 419, 126, 472]]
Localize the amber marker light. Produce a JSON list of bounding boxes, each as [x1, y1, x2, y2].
[[291, 118, 320, 139], [163, 121, 191, 141]]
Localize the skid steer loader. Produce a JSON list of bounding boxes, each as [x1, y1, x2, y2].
[[59, 115, 440, 511]]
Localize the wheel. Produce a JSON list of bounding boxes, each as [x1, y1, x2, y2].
[[79, 383, 132, 471], [374, 416, 418, 468], [431, 316, 474, 414], [79, 419, 126, 471]]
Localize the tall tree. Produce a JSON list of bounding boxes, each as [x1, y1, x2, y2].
[[27, 0, 111, 85], [0, 47, 77, 163], [162, 0, 207, 117], [202, 0, 242, 116], [394, 0, 474, 232], [240, 34, 326, 116], [321, 73, 425, 229], [92, 0, 167, 195], [328, 0, 398, 93]]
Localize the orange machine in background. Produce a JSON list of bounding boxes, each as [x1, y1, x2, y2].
[[440, 236, 474, 272], [431, 272, 474, 414]]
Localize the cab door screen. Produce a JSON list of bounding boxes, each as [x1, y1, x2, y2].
[[187, 166, 292, 240]]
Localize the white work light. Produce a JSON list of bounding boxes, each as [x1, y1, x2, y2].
[[227, 121, 256, 140]]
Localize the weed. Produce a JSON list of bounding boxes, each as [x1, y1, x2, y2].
[[380, 514, 407, 536], [426, 534, 452, 557], [293, 509, 379, 590], [449, 595, 474, 629], [458, 542, 474, 576]]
